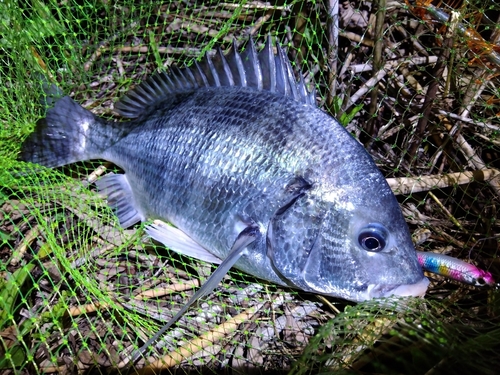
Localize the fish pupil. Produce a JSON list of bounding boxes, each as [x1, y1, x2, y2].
[[363, 236, 382, 251]]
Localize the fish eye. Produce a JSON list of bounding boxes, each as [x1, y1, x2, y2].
[[358, 224, 388, 252]]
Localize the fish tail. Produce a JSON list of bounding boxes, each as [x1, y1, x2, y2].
[[20, 96, 107, 168]]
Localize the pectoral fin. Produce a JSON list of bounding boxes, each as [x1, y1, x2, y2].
[[130, 225, 261, 363]]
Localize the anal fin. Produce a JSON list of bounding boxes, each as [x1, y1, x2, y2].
[[95, 173, 145, 228], [146, 220, 222, 264]]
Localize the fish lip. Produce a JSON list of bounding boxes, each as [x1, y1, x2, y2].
[[364, 277, 430, 300]]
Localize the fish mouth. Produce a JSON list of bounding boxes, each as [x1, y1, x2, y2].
[[364, 277, 430, 300]]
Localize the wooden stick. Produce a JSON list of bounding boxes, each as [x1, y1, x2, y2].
[[134, 280, 200, 300], [10, 225, 40, 266], [387, 169, 500, 195], [442, 120, 500, 197]]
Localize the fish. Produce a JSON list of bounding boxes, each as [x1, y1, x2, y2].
[[20, 35, 430, 301], [20, 36, 430, 359]]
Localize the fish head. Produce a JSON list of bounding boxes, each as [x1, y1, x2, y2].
[[267, 173, 429, 302]]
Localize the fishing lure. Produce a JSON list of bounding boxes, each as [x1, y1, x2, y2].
[[417, 251, 495, 287]]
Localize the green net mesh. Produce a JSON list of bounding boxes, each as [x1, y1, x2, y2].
[[1, 0, 500, 373]]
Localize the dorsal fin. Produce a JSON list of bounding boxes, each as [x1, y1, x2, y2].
[[114, 36, 316, 119]]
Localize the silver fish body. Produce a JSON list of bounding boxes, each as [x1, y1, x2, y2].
[[21, 38, 428, 302]]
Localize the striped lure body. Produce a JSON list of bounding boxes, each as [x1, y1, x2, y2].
[[417, 251, 495, 287]]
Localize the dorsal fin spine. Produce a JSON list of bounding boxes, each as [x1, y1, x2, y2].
[[240, 39, 262, 90], [182, 65, 198, 89], [129, 88, 150, 105], [197, 59, 215, 87], [206, 57, 221, 87], [263, 35, 276, 92], [170, 67, 186, 89], [163, 72, 177, 92], [226, 40, 246, 87], [193, 61, 209, 87], [282, 48, 299, 99], [156, 72, 173, 94], [299, 75, 308, 103], [147, 74, 164, 95], [276, 47, 291, 97], [179, 67, 193, 88], [308, 90, 316, 105], [215, 47, 235, 87]]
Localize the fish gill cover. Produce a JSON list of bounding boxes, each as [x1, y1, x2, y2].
[[0, 0, 500, 374]]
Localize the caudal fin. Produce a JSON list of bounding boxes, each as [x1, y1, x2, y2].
[[20, 96, 105, 168]]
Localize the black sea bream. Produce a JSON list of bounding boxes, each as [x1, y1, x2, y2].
[[21, 37, 429, 306]]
